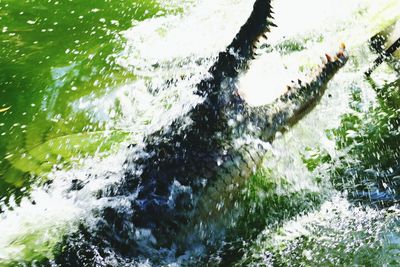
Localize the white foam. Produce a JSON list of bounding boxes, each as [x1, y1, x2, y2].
[[118, 0, 255, 71]]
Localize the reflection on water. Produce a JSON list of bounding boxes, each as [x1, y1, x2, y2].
[[0, 0, 177, 200]]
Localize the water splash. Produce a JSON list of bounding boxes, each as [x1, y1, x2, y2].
[[240, 196, 400, 266], [0, 0, 399, 265]]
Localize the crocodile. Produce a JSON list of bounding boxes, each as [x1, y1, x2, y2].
[[54, 0, 348, 265]]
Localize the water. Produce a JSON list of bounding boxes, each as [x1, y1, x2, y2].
[[0, 0, 183, 200], [0, 0, 399, 265]]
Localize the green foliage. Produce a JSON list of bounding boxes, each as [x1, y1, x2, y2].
[[328, 79, 400, 194], [293, 77, 400, 196], [301, 147, 331, 172], [230, 60, 400, 267], [275, 34, 324, 55], [217, 168, 325, 266], [238, 204, 400, 267], [237, 169, 322, 233]]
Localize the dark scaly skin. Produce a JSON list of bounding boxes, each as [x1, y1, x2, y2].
[[54, 0, 348, 265]]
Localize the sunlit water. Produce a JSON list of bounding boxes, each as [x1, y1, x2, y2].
[[0, 0, 399, 265]]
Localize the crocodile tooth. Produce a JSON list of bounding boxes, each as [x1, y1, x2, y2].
[[269, 21, 277, 27], [325, 53, 333, 62]]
